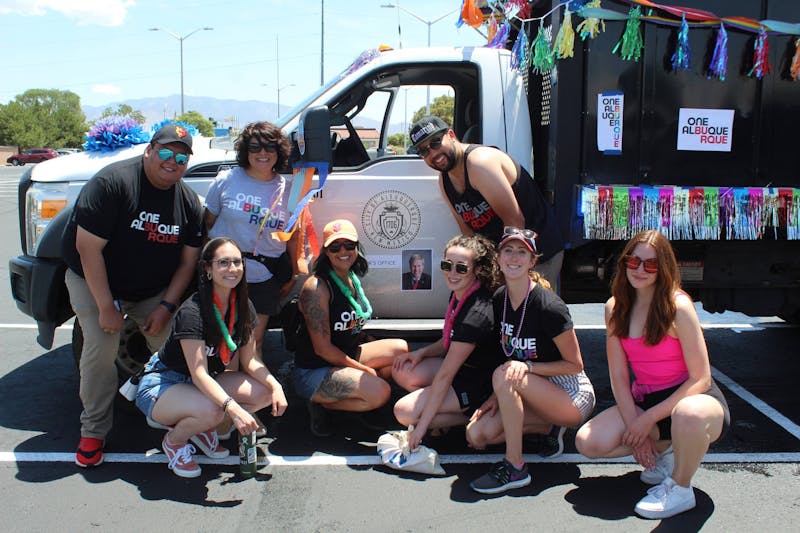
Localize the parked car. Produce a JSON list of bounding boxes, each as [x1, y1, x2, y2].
[[6, 148, 58, 166], [56, 148, 80, 156]]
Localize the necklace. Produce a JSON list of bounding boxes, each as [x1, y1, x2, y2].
[[212, 290, 238, 365], [329, 270, 373, 320], [501, 280, 532, 358], [442, 280, 481, 351]]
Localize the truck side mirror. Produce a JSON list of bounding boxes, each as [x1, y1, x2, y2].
[[293, 105, 332, 166]]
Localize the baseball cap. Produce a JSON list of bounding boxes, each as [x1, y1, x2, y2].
[[151, 123, 193, 154], [323, 219, 359, 247], [408, 116, 449, 152], [498, 227, 538, 254]]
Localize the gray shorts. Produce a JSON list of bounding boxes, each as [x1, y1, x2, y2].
[[547, 370, 596, 423], [135, 354, 192, 419]]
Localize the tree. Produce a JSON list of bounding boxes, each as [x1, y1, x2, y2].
[[0, 89, 86, 149], [411, 94, 454, 126], [99, 104, 146, 125], [177, 111, 215, 137], [387, 133, 407, 147]]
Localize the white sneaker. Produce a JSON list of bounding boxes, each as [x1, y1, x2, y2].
[[635, 477, 696, 519], [640, 445, 674, 485]]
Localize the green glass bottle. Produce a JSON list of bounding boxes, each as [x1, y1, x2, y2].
[[239, 430, 257, 478]]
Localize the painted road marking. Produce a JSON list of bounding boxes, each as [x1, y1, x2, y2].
[[2, 451, 800, 466]]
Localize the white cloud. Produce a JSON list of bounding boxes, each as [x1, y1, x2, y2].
[[91, 84, 122, 95], [0, 0, 135, 26]]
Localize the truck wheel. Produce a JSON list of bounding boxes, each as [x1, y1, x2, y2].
[[71, 317, 153, 381]]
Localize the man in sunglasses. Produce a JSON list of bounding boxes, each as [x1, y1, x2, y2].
[[62, 123, 205, 468], [408, 116, 564, 286]]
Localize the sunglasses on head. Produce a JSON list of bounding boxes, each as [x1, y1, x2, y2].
[[440, 259, 470, 274], [327, 241, 358, 253], [213, 257, 243, 268], [624, 254, 659, 274], [502, 226, 538, 251], [247, 141, 279, 154], [416, 134, 444, 158], [157, 148, 189, 166]]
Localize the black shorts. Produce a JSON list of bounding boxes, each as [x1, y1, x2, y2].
[[248, 278, 282, 316], [451, 365, 493, 418], [635, 379, 731, 442]]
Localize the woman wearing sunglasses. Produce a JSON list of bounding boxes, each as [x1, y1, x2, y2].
[[575, 230, 730, 519], [292, 219, 409, 437], [466, 227, 595, 494], [205, 121, 307, 359], [392, 233, 504, 451], [135, 237, 287, 478]]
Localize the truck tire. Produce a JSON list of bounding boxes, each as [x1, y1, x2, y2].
[[71, 317, 153, 382]]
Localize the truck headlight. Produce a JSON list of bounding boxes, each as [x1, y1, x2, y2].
[[25, 183, 68, 254]]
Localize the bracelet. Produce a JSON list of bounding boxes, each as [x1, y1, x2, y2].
[[525, 360, 535, 374], [159, 300, 177, 313], [222, 397, 235, 412]]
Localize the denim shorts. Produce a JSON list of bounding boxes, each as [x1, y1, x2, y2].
[[292, 366, 331, 401], [135, 354, 192, 419]]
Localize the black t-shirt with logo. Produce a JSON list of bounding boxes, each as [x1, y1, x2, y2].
[[449, 286, 505, 374], [157, 292, 258, 376], [294, 274, 370, 369], [493, 283, 573, 363], [62, 156, 204, 301]]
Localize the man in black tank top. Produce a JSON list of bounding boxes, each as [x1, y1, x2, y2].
[[408, 116, 564, 287]]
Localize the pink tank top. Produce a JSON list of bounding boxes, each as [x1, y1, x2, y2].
[[619, 334, 688, 387]]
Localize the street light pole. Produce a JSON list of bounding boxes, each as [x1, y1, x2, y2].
[[262, 83, 296, 119], [380, 4, 458, 114], [149, 27, 213, 115]]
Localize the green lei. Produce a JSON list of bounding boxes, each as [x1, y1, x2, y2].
[[328, 270, 373, 321]]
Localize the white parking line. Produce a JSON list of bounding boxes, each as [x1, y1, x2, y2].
[[2, 451, 799, 466]]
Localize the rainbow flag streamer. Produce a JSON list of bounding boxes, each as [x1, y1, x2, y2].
[[581, 185, 800, 240], [271, 162, 329, 242]]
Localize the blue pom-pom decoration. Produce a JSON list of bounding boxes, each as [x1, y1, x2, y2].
[[83, 115, 149, 152]]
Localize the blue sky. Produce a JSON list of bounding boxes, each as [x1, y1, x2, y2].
[[0, 0, 486, 119]]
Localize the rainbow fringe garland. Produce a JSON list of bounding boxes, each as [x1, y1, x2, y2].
[[581, 185, 800, 240]]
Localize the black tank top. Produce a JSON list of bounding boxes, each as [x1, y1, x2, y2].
[[294, 273, 369, 369], [442, 145, 563, 261]]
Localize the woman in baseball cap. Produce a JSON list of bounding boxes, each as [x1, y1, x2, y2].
[[291, 219, 409, 437]]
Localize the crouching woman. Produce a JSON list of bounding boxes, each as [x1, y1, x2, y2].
[[136, 237, 288, 478]]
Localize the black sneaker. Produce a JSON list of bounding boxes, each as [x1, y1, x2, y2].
[[470, 460, 531, 494], [308, 401, 333, 437], [540, 425, 566, 458]]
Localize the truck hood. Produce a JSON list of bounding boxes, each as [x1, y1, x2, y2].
[[29, 137, 236, 183]]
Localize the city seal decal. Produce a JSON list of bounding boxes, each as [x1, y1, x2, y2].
[[362, 190, 421, 249]]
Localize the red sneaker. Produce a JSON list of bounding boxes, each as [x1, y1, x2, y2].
[[162, 435, 201, 478], [190, 429, 230, 459], [75, 437, 104, 467]]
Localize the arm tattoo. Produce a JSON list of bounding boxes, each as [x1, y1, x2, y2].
[[300, 284, 330, 337], [317, 370, 357, 401]]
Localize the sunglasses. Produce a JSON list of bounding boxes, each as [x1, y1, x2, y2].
[[214, 257, 243, 268], [247, 141, 278, 154], [624, 255, 659, 274], [440, 259, 470, 274], [416, 134, 444, 158], [327, 241, 358, 253], [502, 226, 538, 251], [157, 148, 188, 166]]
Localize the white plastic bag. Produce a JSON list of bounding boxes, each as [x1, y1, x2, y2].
[[376, 426, 445, 476]]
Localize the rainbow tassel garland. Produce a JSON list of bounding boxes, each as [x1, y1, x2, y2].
[[748, 28, 771, 79], [708, 23, 728, 80], [530, 24, 555, 74], [670, 14, 691, 71], [576, 0, 605, 40], [791, 37, 800, 81], [613, 7, 644, 62], [511, 25, 529, 71], [555, 8, 576, 59]]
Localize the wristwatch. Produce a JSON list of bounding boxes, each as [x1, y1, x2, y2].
[[525, 360, 535, 374], [159, 300, 177, 313]]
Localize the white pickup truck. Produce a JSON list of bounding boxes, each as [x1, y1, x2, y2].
[[9, 45, 531, 377]]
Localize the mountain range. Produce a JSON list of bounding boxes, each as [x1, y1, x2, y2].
[[82, 95, 385, 132]]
